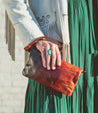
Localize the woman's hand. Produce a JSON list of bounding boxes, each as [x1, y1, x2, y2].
[[36, 40, 61, 70]]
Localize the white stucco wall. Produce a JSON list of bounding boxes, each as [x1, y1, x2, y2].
[[0, 1, 28, 113]]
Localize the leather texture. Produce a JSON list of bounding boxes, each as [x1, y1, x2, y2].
[[22, 49, 83, 97]]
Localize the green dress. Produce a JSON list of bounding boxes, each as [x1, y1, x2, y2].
[[24, 0, 98, 113]]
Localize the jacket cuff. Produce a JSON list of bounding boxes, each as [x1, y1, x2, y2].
[[24, 36, 62, 51]]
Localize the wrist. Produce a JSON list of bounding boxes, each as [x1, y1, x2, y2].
[[24, 36, 46, 51]]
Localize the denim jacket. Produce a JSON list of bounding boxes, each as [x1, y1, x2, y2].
[[3, 0, 69, 48]]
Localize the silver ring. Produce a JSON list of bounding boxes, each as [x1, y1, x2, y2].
[[47, 49, 52, 56]]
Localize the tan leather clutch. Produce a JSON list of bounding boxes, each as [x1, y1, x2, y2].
[[22, 48, 83, 96]]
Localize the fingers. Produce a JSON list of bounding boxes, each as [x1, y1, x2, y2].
[[40, 43, 51, 70], [51, 44, 61, 70], [55, 45, 61, 66], [41, 43, 61, 70], [51, 45, 56, 70], [36, 40, 61, 70], [36, 42, 47, 68], [45, 44, 51, 70], [40, 46, 46, 68]]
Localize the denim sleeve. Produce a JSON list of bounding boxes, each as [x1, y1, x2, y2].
[[3, 0, 44, 47]]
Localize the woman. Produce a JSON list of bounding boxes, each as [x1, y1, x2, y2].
[[3, 0, 98, 113]]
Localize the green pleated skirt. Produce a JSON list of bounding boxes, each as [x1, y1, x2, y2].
[[24, 0, 98, 113]]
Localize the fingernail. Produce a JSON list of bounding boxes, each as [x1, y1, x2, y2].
[[43, 64, 46, 68], [47, 66, 50, 70], [52, 66, 56, 70], [58, 62, 61, 66], [44, 64, 46, 68]]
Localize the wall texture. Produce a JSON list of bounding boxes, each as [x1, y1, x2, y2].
[[0, 1, 28, 113]]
